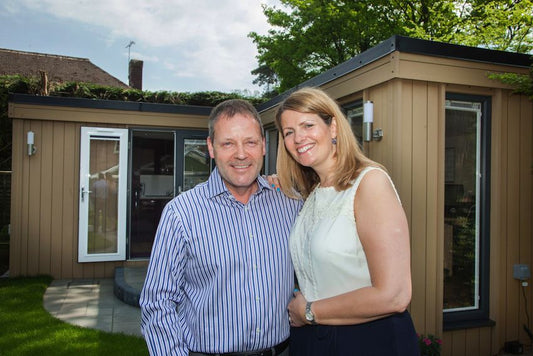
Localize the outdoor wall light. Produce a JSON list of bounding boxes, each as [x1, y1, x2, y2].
[[27, 131, 36, 156], [363, 100, 383, 142]]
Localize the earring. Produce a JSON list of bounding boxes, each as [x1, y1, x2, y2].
[[332, 137, 337, 145]]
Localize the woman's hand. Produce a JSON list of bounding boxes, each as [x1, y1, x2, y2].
[[288, 291, 308, 327], [265, 174, 281, 191]]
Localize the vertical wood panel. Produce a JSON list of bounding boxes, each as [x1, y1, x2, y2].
[[62, 122, 76, 278], [425, 82, 441, 335], [383, 82, 395, 171], [435, 84, 447, 336], [490, 89, 506, 353], [465, 328, 480, 355], [27, 121, 42, 275], [479, 327, 492, 355], [399, 80, 413, 226], [451, 329, 467, 355], [397, 81, 420, 328], [518, 94, 533, 344], [72, 123, 83, 278], [39, 121, 53, 274], [50, 122, 65, 278], [442, 331, 452, 356], [506, 93, 521, 341], [411, 81, 429, 334], [19, 120, 31, 275], [9, 119, 24, 276], [390, 79, 403, 180]]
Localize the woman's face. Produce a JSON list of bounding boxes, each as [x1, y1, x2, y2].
[[280, 109, 337, 172]]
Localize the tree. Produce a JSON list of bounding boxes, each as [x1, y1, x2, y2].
[[250, 0, 533, 93]]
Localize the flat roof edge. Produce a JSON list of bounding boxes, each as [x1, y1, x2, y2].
[[256, 38, 396, 112], [9, 94, 213, 116], [258, 35, 532, 113], [394, 35, 532, 67]]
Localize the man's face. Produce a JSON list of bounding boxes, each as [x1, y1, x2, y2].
[[207, 113, 266, 197]]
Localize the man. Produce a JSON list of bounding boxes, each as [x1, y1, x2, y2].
[[140, 99, 302, 356]]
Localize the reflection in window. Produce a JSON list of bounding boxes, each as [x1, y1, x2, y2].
[[344, 100, 363, 147], [183, 139, 210, 191], [88, 138, 119, 254], [444, 101, 480, 312]]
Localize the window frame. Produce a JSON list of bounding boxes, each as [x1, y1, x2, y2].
[[343, 99, 364, 147], [443, 93, 494, 330]]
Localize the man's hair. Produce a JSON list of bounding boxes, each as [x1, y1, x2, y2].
[[208, 99, 264, 140]]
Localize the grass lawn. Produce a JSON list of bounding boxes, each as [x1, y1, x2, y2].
[[0, 276, 148, 355]]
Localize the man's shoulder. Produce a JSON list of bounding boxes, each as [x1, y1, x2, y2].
[[261, 187, 303, 209], [171, 181, 209, 204]]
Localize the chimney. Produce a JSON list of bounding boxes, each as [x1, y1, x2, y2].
[[128, 59, 143, 90]]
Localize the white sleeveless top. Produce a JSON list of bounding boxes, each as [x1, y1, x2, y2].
[[290, 167, 399, 301]]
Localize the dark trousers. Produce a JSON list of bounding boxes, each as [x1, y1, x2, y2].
[[289, 311, 420, 356]]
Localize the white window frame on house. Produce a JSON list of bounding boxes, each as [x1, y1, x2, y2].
[[443, 94, 493, 330], [78, 127, 128, 262]]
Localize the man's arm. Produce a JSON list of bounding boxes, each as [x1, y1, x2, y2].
[[140, 203, 188, 356]]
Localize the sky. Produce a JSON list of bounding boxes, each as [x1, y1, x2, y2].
[[0, 0, 282, 95]]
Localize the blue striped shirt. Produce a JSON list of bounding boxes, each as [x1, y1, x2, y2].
[[140, 168, 302, 356]]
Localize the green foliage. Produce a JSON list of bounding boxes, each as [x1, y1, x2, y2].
[[249, 0, 401, 92], [0, 276, 148, 355], [250, 0, 533, 93], [455, 0, 533, 53], [489, 68, 533, 99], [0, 75, 266, 171]]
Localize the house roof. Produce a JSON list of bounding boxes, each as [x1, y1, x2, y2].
[[0, 48, 128, 88], [257, 35, 533, 112]]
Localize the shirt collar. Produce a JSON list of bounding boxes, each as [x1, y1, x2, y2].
[[206, 167, 273, 199]]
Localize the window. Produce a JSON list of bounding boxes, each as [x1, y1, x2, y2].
[[443, 94, 493, 329], [264, 126, 279, 175], [129, 129, 209, 259], [344, 100, 364, 147]]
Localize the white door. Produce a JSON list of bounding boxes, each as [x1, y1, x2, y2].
[[78, 127, 128, 262]]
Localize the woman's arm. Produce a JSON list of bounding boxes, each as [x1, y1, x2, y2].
[[288, 169, 412, 326]]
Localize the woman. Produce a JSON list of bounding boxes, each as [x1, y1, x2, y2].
[[275, 87, 419, 355]]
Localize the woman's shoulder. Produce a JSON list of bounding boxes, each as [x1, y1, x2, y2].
[[354, 166, 401, 203], [352, 165, 388, 184]]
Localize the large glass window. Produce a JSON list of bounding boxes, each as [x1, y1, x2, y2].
[[443, 94, 492, 329], [129, 129, 209, 259]]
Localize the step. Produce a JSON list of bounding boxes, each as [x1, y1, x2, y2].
[[113, 266, 147, 308]]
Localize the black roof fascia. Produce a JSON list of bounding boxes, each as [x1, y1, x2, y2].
[[9, 93, 213, 116], [257, 35, 532, 113]]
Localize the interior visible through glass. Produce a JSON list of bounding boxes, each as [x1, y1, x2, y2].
[[443, 104, 480, 311], [88, 138, 120, 254]]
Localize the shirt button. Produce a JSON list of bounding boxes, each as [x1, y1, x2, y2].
[[256, 328, 261, 334]]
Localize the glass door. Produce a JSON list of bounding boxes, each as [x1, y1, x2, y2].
[[78, 127, 128, 262], [129, 130, 175, 259], [129, 129, 210, 259]]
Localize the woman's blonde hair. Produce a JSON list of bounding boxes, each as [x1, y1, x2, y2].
[[274, 87, 381, 199]]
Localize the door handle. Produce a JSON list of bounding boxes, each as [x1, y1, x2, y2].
[[81, 186, 92, 202]]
